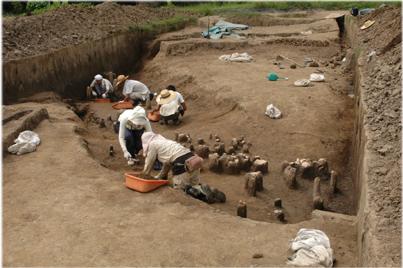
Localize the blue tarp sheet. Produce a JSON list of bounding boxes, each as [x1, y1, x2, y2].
[[202, 20, 249, 39]]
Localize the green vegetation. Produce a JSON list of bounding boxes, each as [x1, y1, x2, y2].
[[129, 16, 196, 36], [29, 1, 68, 15], [171, 1, 401, 16], [3, 1, 93, 16]]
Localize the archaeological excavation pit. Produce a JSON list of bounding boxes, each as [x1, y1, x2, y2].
[[3, 3, 401, 267], [75, 14, 356, 224]]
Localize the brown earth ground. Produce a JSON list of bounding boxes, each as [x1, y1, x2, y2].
[[4, 10, 361, 267], [2, 2, 182, 61], [84, 13, 355, 223]]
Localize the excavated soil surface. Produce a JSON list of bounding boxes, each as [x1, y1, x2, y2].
[[80, 13, 356, 224], [2, 2, 183, 61], [1, 8, 369, 267]]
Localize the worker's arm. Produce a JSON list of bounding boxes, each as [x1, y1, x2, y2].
[[155, 162, 171, 180], [181, 102, 187, 111], [118, 117, 131, 159], [105, 80, 113, 94], [144, 120, 152, 132], [178, 93, 187, 111], [89, 79, 96, 88], [143, 145, 157, 176]]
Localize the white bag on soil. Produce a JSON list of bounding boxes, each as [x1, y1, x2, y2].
[[265, 104, 282, 119], [219, 52, 253, 62], [309, 73, 325, 82], [287, 228, 333, 267], [294, 79, 311, 87], [8, 130, 41, 155]]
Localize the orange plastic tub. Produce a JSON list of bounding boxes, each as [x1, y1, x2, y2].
[[147, 110, 161, 122], [94, 98, 111, 103], [112, 101, 133, 110], [125, 172, 168, 193]]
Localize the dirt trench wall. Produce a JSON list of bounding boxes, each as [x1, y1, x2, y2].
[[3, 32, 146, 104], [346, 14, 401, 266]]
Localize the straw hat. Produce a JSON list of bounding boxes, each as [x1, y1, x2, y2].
[[156, 89, 178, 105], [360, 20, 375, 30], [116, 74, 129, 87]]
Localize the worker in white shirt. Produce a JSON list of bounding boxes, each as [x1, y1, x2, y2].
[[141, 132, 226, 203], [156, 86, 187, 125], [88, 74, 113, 99], [118, 99, 152, 164], [115, 74, 154, 109]]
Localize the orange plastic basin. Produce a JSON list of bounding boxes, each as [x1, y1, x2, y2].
[[147, 110, 161, 122], [94, 98, 111, 103], [125, 172, 168, 193], [112, 102, 133, 110]]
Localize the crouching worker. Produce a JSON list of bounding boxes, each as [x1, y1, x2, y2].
[[118, 99, 152, 164], [87, 74, 113, 99], [141, 132, 225, 203], [115, 74, 154, 109], [156, 87, 187, 125]]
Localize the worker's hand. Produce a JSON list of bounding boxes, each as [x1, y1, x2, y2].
[[123, 151, 132, 160], [92, 91, 97, 97], [102, 93, 107, 98]]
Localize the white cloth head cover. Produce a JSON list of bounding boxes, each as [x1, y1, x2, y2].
[[127, 106, 149, 125], [141, 132, 166, 157], [94, 74, 103, 81]]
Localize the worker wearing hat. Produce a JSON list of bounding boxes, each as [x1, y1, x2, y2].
[[156, 86, 187, 125], [115, 74, 154, 108], [88, 74, 113, 99]]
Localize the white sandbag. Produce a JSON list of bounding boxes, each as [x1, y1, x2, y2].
[[8, 130, 41, 155], [265, 104, 282, 119], [288, 245, 333, 267], [309, 73, 325, 82], [219, 52, 253, 62], [294, 79, 311, 87], [287, 228, 333, 267]]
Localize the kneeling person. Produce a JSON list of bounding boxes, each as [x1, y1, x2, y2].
[[141, 132, 225, 203], [88, 74, 113, 99], [156, 89, 186, 125], [118, 99, 152, 163], [115, 74, 154, 108]]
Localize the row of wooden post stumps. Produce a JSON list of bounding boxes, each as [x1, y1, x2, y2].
[[236, 161, 339, 222]]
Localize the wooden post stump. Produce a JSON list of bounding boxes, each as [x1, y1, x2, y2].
[[274, 198, 282, 208], [246, 171, 263, 192], [195, 145, 210, 159], [283, 165, 297, 189], [330, 170, 338, 194], [244, 176, 257, 197], [313, 177, 324, 210], [274, 209, 285, 222], [237, 200, 247, 218], [251, 159, 269, 174]]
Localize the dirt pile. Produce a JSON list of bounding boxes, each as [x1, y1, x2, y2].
[[356, 5, 401, 265], [2, 2, 182, 61], [357, 6, 401, 53]]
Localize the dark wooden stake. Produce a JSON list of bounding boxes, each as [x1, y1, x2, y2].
[[237, 201, 247, 218], [330, 170, 338, 194]]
